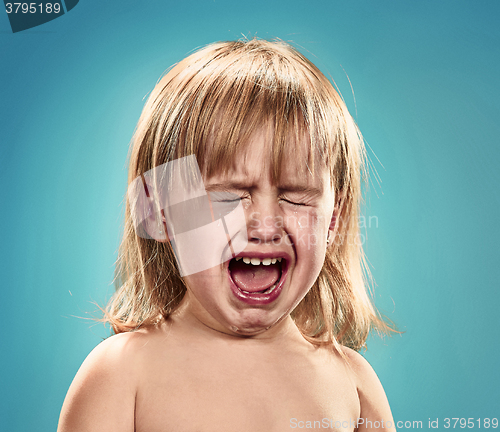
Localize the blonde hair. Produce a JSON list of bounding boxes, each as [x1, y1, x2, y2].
[[105, 37, 394, 351]]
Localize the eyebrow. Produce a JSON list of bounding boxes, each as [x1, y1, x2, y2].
[[204, 182, 250, 192], [277, 184, 324, 197]]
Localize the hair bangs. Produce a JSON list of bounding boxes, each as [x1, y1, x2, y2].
[[168, 40, 340, 185]]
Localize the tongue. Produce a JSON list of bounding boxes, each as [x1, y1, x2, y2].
[[230, 260, 280, 293]]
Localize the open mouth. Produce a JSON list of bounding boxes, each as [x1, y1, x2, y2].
[[227, 254, 288, 304]]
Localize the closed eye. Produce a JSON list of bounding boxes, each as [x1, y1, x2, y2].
[[207, 191, 244, 203], [212, 199, 240, 203], [280, 198, 307, 207]]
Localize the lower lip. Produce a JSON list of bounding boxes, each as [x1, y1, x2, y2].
[[227, 261, 288, 306]]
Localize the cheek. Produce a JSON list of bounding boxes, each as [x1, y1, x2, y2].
[[285, 208, 328, 251], [184, 267, 223, 299], [295, 212, 328, 289]]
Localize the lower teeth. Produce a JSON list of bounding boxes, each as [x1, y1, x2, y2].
[[241, 283, 278, 295]]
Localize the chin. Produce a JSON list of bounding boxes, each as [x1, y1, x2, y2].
[[222, 308, 284, 336]]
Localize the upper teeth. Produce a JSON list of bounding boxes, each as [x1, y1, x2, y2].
[[236, 257, 282, 265]]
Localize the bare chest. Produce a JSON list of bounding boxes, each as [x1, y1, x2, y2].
[[134, 349, 359, 432]]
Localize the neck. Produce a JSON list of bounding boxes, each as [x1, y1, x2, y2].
[[169, 293, 309, 347]]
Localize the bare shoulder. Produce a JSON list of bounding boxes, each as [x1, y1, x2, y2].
[[340, 346, 396, 432], [340, 346, 381, 387], [57, 330, 153, 432]]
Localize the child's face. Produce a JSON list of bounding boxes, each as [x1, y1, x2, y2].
[[181, 128, 338, 337]]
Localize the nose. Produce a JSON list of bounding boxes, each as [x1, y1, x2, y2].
[[246, 199, 283, 245]]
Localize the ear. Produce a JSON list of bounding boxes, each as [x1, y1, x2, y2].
[[128, 175, 170, 242], [142, 204, 170, 243]]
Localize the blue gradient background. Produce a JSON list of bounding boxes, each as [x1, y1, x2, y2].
[[1, 0, 499, 430]]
